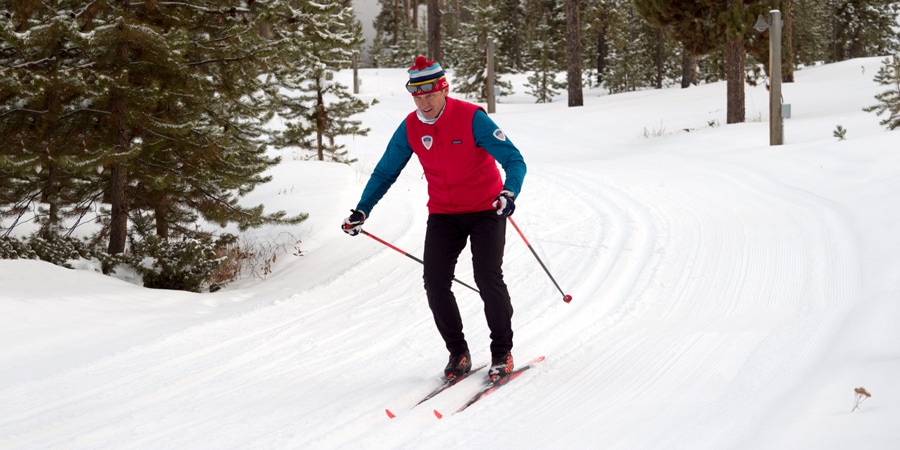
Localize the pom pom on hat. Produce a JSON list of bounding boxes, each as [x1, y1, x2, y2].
[[408, 55, 446, 85]]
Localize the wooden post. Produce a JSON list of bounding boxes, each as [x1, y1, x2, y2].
[[769, 10, 783, 145]]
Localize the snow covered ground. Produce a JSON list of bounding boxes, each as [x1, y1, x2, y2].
[[2, 57, 899, 449]]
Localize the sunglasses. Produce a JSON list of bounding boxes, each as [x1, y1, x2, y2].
[[406, 80, 439, 94]]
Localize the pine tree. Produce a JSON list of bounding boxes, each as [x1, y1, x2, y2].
[[449, 0, 514, 102], [633, 0, 772, 123], [0, 2, 101, 238], [523, 0, 567, 102], [370, 0, 426, 67], [1, 1, 309, 255], [603, 1, 675, 93], [579, 0, 614, 87], [87, 2, 310, 248], [439, 0, 466, 64], [495, 0, 526, 71], [633, 0, 726, 86], [268, 0, 370, 163], [863, 54, 900, 130], [789, 0, 831, 66], [828, 0, 900, 62]]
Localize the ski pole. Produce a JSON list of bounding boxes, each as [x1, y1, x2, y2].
[[507, 217, 572, 303], [360, 229, 480, 294]]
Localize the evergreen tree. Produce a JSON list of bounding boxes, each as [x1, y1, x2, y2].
[[579, 0, 614, 87], [633, 0, 772, 123], [438, 0, 466, 66], [268, 0, 370, 163], [828, 0, 900, 62], [863, 54, 900, 130], [87, 2, 308, 248], [495, 0, 526, 71], [448, 0, 514, 102], [525, 14, 566, 103], [370, 0, 426, 67], [0, 2, 104, 238], [1, 1, 309, 255], [789, 0, 831, 66], [523, 0, 567, 102], [633, 0, 723, 64], [603, 1, 677, 93]]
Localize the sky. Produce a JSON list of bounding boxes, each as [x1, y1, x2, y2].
[[2, 57, 899, 449]]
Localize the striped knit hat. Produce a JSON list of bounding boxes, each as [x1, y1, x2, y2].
[[407, 56, 449, 96]]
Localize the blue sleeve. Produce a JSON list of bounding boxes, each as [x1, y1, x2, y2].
[[355, 121, 413, 217], [472, 110, 526, 198]]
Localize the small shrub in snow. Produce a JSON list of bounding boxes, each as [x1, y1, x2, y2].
[[0, 235, 90, 268], [852, 386, 871, 412], [127, 234, 228, 293], [833, 125, 847, 140], [863, 55, 900, 130], [0, 236, 37, 260]]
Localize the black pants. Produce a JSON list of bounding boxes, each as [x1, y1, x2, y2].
[[423, 210, 513, 359]]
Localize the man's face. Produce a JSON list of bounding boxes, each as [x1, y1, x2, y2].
[[413, 88, 449, 121]]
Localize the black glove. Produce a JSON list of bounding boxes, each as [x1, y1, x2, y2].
[[492, 190, 515, 217], [341, 209, 366, 236]]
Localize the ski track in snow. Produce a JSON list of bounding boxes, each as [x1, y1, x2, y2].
[[394, 150, 861, 448], [3, 59, 884, 449], [0, 146, 861, 449]]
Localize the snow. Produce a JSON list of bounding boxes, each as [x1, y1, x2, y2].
[[2, 57, 899, 449]]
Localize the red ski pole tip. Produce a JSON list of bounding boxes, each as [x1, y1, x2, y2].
[[564, 294, 572, 303]]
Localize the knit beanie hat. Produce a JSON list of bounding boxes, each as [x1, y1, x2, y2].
[[407, 55, 449, 96]]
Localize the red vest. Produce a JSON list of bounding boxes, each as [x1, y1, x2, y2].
[[405, 98, 504, 214]]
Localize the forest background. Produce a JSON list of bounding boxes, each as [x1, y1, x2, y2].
[[1, 0, 898, 292]]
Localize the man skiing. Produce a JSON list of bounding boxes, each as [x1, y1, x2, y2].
[[342, 56, 527, 382]]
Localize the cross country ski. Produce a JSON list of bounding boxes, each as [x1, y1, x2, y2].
[[434, 356, 546, 418], [385, 365, 486, 419]]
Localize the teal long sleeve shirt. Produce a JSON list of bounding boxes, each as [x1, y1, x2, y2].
[[355, 109, 526, 217]]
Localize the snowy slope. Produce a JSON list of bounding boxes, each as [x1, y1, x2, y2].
[[1, 57, 899, 450]]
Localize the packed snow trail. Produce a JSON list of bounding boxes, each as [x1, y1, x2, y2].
[[0, 148, 860, 449], [2, 59, 892, 449]]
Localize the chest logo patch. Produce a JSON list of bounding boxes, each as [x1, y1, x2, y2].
[[421, 135, 433, 150], [493, 129, 507, 141]]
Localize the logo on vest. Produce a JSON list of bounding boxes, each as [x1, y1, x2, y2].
[[421, 135, 433, 150], [493, 129, 506, 141]]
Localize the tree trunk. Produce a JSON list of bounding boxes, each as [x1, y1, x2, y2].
[[595, 23, 608, 86], [681, 48, 696, 88], [724, 0, 745, 124], [653, 28, 664, 89], [783, 0, 794, 82], [565, 0, 583, 107], [427, 0, 441, 61], [316, 80, 326, 161], [107, 161, 128, 255], [41, 156, 59, 239], [725, 39, 745, 124], [154, 197, 169, 241], [107, 69, 130, 255]]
